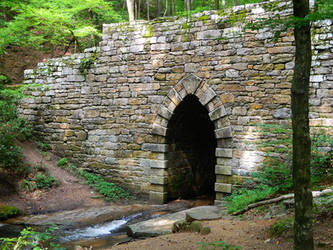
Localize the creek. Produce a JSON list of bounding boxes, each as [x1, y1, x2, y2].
[[0, 200, 199, 249]]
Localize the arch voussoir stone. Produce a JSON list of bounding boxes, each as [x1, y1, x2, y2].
[[167, 88, 183, 106], [180, 73, 202, 94], [157, 105, 173, 120], [209, 105, 227, 121]]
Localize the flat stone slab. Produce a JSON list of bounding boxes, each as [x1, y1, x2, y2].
[[5, 204, 157, 227], [127, 206, 222, 238]]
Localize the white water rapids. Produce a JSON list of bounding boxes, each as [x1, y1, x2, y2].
[[59, 212, 142, 242]]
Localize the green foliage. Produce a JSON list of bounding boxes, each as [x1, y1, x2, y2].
[[57, 161, 130, 201], [0, 74, 11, 87], [269, 217, 294, 237], [0, 225, 65, 250], [57, 157, 69, 167], [22, 166, 58, 191], [79, 52, 98, 75], [34, 173, 58, 189], [225, 184, 277, 214], [0, 205, 20, 220], [197, 240, 242, 250], [225, 123, 333, 214], [0, 86, 31, 172], [77, 168, 130, 201], [0, 0, 127, 54], [35, 141, 50, 152]]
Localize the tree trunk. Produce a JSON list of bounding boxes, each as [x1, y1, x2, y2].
[[156, 0, 161, 17], [233, 0, 238, 6], [221, 0, 225, 8], [185, 0, 191, 11], [147, 0, 150, 20], [126, 0, 135, 21], [215, 0, 219, 9], [292, 0, 314, 249]]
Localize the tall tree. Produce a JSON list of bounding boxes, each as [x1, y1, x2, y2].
[[156, 0, 161, 17], [215, 0, 219, 10], [185, 0, 191, 12], [127, 0, 135, 21], [291, 0, 313, 249]]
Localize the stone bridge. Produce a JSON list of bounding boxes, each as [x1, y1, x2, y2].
[[19, 1, 333, 204]]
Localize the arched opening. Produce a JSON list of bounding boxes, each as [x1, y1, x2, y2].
[[166, 94, 217, 201]]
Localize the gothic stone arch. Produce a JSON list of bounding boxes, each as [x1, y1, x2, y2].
[[147, 74, 233, 204]]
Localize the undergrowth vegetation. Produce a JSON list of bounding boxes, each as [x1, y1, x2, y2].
[[0, 205, 20, 221], [197, 240, 242, 250], [0, 79, 32, 174], [226, 123, 333, 214], [0, 226, 64, 250], [57, 158, 130, 201]]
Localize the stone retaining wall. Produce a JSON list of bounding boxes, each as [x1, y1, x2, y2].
[[19, 1, 333, 204]]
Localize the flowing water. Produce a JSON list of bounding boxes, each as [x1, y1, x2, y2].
[[58, 212, 142, 243]]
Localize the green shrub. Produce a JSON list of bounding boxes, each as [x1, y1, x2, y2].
[[57, 158, 68, 167], [0, 205, 20, 220], [0, 86, 31, 173], [21, 179, 37, 192], [0, 225, 65, 250], [34, 173, 58, 189], [35, 141, 50, 152], [58, 161, 130, 201], [197, 240, 242, 250], [77, 169, 130, 201], [225, 184, 277, 214], [269, 217, 294, 237], [225, 124, 333, 214]]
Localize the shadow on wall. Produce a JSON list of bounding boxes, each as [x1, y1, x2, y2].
[[166, 94, 217, 201]]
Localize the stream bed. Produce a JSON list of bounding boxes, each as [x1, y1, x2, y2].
[[1, 201, 197, 249]]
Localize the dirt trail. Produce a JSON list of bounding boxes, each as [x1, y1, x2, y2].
[[0, 141, 107, 214]]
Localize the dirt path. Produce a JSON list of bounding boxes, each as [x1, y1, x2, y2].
[[0, 141, 107, 214], [112, 217, 333, 250]]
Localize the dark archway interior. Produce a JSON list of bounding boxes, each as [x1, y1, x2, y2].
[[166, 94, 217, 201]]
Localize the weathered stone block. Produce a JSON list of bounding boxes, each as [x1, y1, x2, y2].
[[197, 30, 222, 40], [152, 124, 167, 136], [67, 75, 85, 82], [150, 176, 168, 185], [180, 74, 202, 94], [149, 191, 167, 204], [141, 159, 168, 169], [215, 165, 232, 175], [209, 106, 227, 121], [199, 88, 216, 105], [157, 105, 173, 120], [215, 183, 232, 193], [142, 143, 168, 153], [216, 148, 233, 158], [215, 127, 232, 139]]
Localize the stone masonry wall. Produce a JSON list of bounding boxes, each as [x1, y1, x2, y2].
[[19, 1, 333, 204]]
